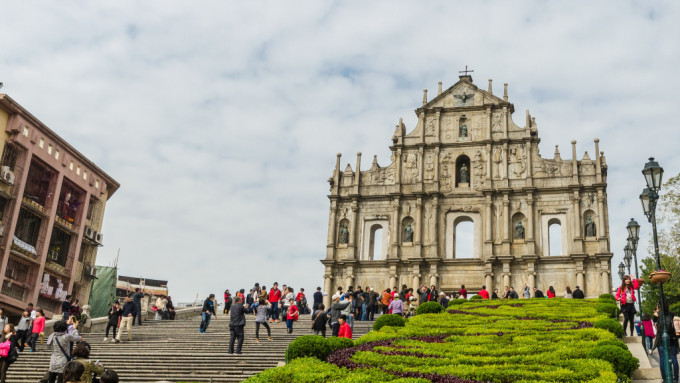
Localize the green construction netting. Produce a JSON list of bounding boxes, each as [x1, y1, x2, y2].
[[88, 266, 117, 319]]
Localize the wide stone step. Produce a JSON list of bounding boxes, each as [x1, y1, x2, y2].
[[6, 315, 374, 382]]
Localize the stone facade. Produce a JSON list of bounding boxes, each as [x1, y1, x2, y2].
[[321, 75, 612, 306]]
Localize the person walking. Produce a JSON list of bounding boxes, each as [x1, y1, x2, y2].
[[367, 288, 379, 321], [254, 298, 271, 342], [338, 315, 352, 339], [313, 287, 323, 312], [46, 320, 82, 382], [28, 308, 45, 352], [652, 308, 679, 383], [615, 275, 644, 336], [523, 284, 531, 299], [458, 285, 466, 300], [572, 286, 585, 299], [564, 287, 573, 299], [641, 314, 655, 354], [389, 295, 404, 317], [131, 288, 144, 326], [115, 295, 137, 343], [311, 304, 328, 337], [285, 298, 299, 334], [223, 290, 232, 315], [268, 283, 282, 323], [104, 302, 122, 342], [229, 297, 246, 354], [479, 285, 490, 300], [15, 310, 30, 352], [0, 323, 19, 383], [296, 288, 306, 314], [199, 294, 217, 334], [61, 295, 73, 320]]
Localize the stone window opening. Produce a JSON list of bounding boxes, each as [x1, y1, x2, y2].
[[1, 143, 21, 172], [548, 219, 562, 256], [57, 178, 85, 226], [369, 224, 384, 260], [453, 217, 474, 259], [455, 155, 471, 187]]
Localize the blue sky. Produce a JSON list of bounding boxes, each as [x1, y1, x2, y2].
[[1, 1, 679, 302]]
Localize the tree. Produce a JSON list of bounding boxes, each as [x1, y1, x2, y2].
[[638, 173, 680, 315]]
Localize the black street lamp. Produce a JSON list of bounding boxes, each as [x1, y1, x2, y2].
[[640, 157, 672, 383], [618, 262, 625, 282], [626, 218, 645, 350], [623, 245, 632, 275]]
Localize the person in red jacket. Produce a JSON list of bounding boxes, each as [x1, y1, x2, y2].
[[268, 282, 282, 323], [459, 285, 468, 299], [547, 286, 556, 298], [337, 315, 352, 339], [616, 275, 644, 336], [27, 308, 45, 352], [478, 285, 490, 300], [285, 299, 299, 334]]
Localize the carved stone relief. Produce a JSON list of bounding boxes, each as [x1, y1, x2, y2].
[[440, 152, 453, 192], [402, 153, 419, 184], [508, 145, 527, 179], [425, 118, 436, 137], [492, 147, 506, 179], [442, 117, 454, 141], [472, 150, 486, 190], [424, 152, 435, 181]]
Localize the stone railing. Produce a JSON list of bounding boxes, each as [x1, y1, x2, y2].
[[42, 306, 203, 336]]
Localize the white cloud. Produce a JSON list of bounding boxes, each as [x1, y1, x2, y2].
[[1, 1, 679, 302]]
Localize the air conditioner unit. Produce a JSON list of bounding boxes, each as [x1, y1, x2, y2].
[[94, 231, 104, 245], [83, 265, 97, 279], [0, 166, 14, 185], [84, 226, 95, 241]]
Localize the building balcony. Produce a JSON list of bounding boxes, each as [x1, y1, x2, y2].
[[22, 196, 47, 216], [1, 279, 29, 301], [11, 236, 38, 261]]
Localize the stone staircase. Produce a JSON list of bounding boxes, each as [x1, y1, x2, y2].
[[6, 314, 374, 382]]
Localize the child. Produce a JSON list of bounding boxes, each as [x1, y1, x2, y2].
[[338, 314, 352, 339], [641, 313, 655, 354]]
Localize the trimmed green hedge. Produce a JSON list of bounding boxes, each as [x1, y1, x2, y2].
[[249, 299, 633, 383], [326, 336, 354, 353], [373, 314, 406, 331], [286, 335, 330, 361], [596, 303, 619, 319], [447, 299, 465, 307], [594, 318, 624, 338], [587, 345, 639, 377], [469, 294, 483, 301], [598, 294, 616, 301], [416, 301, 444, 315]]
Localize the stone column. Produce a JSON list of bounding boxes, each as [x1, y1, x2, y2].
[[485, 274, 493, 292], [417, 147, 424, 192], [429, 263, 438, 287], [431, 196, 440, 257], [415, 197, 423, 247], [484, 196, 492, 242], [486, 143, 492, 183], [348, 201, 359, 260], [526, 193, 535, 242], [528, 273, 535, 291], [389, 275, 397, 290], [571, 140, 579, 185], [435, 110, 441, 142], [486, 107, 492, 140], [502, 143, 509, 181], [412, 265, 420, 291], [434, 147, 440, 190], [594, 138, 602, 183], [597, 192, 605, 239], [502, 195, 510, 242], [577, 272, 584, 290], [503, 274, 510, 289], [572, 192, 582, 239], [525, 141, 533, 187], [502, 106, 509, 138], [323, 272, 333, 308], [389, 199, 400, 258], [600, 270, 609, 294], [327, 201, 338, 247]]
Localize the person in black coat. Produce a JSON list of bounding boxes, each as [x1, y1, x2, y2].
[[572, 286, 585, 299], [533, 287, 545, 298], [311, 304, 328, 337], [229, 297, 246, 354], [507, 287, 519, 299], [653, 309, 679, 382]]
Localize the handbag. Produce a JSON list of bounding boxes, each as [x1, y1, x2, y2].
[[0, 340, 9, 357]]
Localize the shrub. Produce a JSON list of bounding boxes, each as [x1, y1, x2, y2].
[[326, 336, 354, 353], [599, 294, 616, 301], [447, 299, 465, 307], [416, 302, 444, 315], [593, 318, 624, 338], [596, 340, 628, 350], [287, 335, 331, 361], [373, 314, 406, 331], [586, 345, 639, 377], [469, 295, 483, 301], [596, 303, 619, 319]]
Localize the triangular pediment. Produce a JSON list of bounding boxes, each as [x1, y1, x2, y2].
[[419, 76, 509, 111]]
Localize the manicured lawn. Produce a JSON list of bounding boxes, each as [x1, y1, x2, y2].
[[247, 298, 633, 383]]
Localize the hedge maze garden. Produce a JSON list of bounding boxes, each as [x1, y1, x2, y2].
[[247, 295, 637, 383]]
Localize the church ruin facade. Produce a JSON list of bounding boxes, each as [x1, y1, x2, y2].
[[321, 74, 612, 305]]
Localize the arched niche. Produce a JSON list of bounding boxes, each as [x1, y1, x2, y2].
[[337, 218, 350, 245], [583, 209, 597, 238], [511, 212, 526, 242], [455, 155, 471, 188], [401, 216, 414, 244]]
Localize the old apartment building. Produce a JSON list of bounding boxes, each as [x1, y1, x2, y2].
[[0, 94, 119, 317]]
